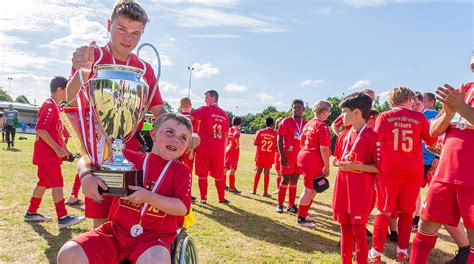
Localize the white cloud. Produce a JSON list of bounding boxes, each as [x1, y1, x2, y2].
[[188, 34, 239, 39], [348, 80, 371, 90], [224, 83, 247, 92], [159, 0, 239, 8], [300, 79, 325, 86], [257, 93, 274, 102], [344, 0, 388, 7], [191, 63, 220, 78], [377, 90, 390, 102], [159, 80, 179, 92], [50, 16, 108, 48]]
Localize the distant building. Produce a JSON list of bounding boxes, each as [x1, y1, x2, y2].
[[0, 101, 38, 134]]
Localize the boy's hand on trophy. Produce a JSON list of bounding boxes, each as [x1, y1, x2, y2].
[[82, 174, 107, 201], [72, 41, 96, 71], [122, 185, 150, 204]]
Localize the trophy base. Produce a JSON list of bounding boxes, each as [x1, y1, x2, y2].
[[92, 170, 143, 196]]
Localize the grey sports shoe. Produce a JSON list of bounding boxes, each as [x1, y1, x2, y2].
[[24, 212, 52, 222], [58, 215, 86, 228]]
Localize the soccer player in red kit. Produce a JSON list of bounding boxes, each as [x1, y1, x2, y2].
[[296, 100, 331, 228], [224, 116, 242, 193], [332, 92, 381, 264], [369, 87, 437, 263], [57, 113, 193, 264], [275, 99, 308, 214], [24, 76, 85, 228], [190, 90, 230, 204], [67, 0, 167, 228], [252, 117, 277, 197], [410, 61, 474, 264], [179, 97, 199, 173]]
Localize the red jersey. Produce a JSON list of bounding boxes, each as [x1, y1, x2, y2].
[[254, 127, 277, 164], [433, 82, 474, 187], [109, 149, 192, 238], [191, 104, 230, 151], [277, 116, 307, 154], [374, 107, 437, 183], [180, 110, 199, 133], [225, 126, 241, 158], [332, 127, 380, 223], [297, 118, 331, 171], [333, 113, 352, 130], [33, 98, 66, 166]]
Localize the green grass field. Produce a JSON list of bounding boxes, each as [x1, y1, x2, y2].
[[0, 133, 459, 263]]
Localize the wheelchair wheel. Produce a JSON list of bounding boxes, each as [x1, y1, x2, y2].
[[171, 229, 199, 264]]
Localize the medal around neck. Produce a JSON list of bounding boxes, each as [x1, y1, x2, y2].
[[131, 224, 144, 237], [62, 43, 162, 196]]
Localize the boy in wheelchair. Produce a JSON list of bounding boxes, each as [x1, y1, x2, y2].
[[57, 113, 193, 264]]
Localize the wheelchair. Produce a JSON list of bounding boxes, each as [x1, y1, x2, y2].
[[120, 228, 198, 264]]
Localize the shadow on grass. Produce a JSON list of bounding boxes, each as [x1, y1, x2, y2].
[[29, 222, 88, 263], [193, 203, 340, 254], [3, 147, 21, 152]]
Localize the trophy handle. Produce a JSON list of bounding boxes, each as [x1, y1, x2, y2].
[[137, 43, 161, 114]]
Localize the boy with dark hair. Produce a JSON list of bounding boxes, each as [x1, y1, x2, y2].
[[369, 87, 437, 263], [296, 100, 331, 228], [25, 76, 85, 228], [224, 116, 242, 193], [67, 0, 167, 228], [332, 92, 380, 263], [57, 113, 193, 263], [252, 117, 277, 197], [276, 99, 307, 214]]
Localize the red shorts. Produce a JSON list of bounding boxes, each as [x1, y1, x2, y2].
[[195, 146, 225, 179], [376, 176, 420, 214], [280, 151, 302, 175], [256, 158, 273, 169], [224, 153, 239, 170], [85, 196, 113, 219], [421, 181, 474, 229], [37, 163, 63, 188], [72, 221, 174, 264], [298, 152, 324, 189], [334, 210, 370, 225]]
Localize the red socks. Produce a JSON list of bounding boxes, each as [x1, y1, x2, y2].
[[70, 173, 81, 197], [276, 175, 281, 189], [27, 197, 42, 214], [198, 176, 208, 200], [397, 213, 413, 250], [253, 172, 261, 193], [372, 214, 390, 253], [229, 174, 235, 190], [288, 184, 297, 208], [409, 230, 438, 264], [54, 199, 68, 219], [297, 204, 310, 219], [341, 224, 368, 264], [263, 173, 270, 195], [215, 179, 226, 202], [278, 184, 288, 205]]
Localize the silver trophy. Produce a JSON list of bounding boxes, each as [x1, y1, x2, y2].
[[64, 43, 161, 196]]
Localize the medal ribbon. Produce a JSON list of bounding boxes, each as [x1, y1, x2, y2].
[[341, 124, 367, 160]]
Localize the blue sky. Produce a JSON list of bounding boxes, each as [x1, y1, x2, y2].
[[0, 0, 472, 114]]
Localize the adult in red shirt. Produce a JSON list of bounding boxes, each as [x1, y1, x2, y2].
[[224, 116, 242, 193], [252, 117, 277, 197], [332, 92, 381, 264], [275, 99, 307, 214], [410, 79, 474, 264], [66, 1, 167, 228], [369, 87, 437, 263], [25, 76, 85, 228], [190, 90, 230, 204], [296, 100, 331, 228], [57, 113, 193, 264]]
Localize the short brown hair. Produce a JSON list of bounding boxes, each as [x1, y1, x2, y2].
[[388, 87, 414, 106], [205, 90, 219, 101], [153, 113, 193, 134], [413, 91, 423, 101], [361, 88, 375, 96], [312, 100, 331, 115], [50, 76, 68, 94], [111, 0, 149, 24], [423, 92, 436, 104], [339, 92, 372, 119], [180, 97, 191, 107]]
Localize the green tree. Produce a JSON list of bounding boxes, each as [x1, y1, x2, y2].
[[373, 96, 390, 113], [0, 89, 13, 102], [15, 95, 30, 104]]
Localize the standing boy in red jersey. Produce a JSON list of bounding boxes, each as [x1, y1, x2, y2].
[[57, 113, 193, 263], [24, 76, 85, 228], [224, 116, 242, 193], [275, 99, 307, 214], [410, 55, 474, 264], [369, 87, 437, 263], [190, 90, 230, 204], [252, 117, 277, 197], [332, 92, 381, 264], [296, 100, 332, 228], [272, 117, 283, 194], [68, 0, 167, 228]]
